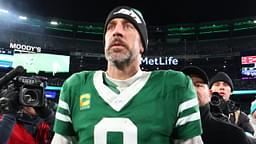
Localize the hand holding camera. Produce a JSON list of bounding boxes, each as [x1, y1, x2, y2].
[[0, 66, 47, 114], [0, 87, 20, 114], [210, 92, 238, 117]]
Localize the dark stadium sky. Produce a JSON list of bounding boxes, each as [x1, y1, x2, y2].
[[1, 0, 256, 25]]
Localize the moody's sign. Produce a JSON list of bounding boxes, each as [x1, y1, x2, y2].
[[9, 42, 41, 53]]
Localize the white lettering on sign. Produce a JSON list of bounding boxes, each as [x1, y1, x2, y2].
[[10, 42, 41, 53], [141, 57, 179, 66]]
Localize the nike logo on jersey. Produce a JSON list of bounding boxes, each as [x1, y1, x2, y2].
[[80, 93, 91, 110]]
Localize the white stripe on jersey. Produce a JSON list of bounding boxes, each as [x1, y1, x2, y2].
[[177, 98, 198, 115], [58, 100, 70, 113], [175, 112, 200, 127], [56, 112, 72, 123]]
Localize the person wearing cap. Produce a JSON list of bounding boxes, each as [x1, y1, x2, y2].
[[181, 66, 211, 106], [51, 6, 203, 144], [209, 71, 255, 136], [182, 66, 251, 144], [249, 99, 256, 137]]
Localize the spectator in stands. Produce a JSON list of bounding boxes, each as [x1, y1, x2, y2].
[[51, 5, 203, 144], [249, 99, 256, 137], [209, 71, 255, 136], [182, 66, 250, 144], [0, 86, 55, 144]]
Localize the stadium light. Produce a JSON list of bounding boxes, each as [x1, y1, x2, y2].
[[19, 16, 27, 20], [0, 9, 8, 14], [50, 21, 58, 25]]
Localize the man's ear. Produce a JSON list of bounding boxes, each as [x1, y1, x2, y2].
[[140, 47, 145, 54], [139, 41, 144, 54], [140, 49, 144, 54]]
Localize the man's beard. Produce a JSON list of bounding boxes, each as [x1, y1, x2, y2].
[[105, 48, 134, 69]]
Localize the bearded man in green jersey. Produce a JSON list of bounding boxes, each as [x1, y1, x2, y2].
[[51, 5, 203, 144]]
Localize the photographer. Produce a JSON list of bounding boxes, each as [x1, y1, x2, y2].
[[0, 66, 55, 144], [182, 66, 250, 144], [209, 71, 255, 136], [0, 86, 55, 144]]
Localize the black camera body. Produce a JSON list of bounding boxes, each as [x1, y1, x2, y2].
[[15, 76, 46, 107], [210, 92, 226, 109], [210, 92, 238, 114], [0, 66, 47, 109]]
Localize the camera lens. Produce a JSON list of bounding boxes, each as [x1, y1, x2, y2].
[[210, 95, 221, 106], [20, 88, 40, 106], [24, 91, 37, 102], [15, 76, 45, 107]]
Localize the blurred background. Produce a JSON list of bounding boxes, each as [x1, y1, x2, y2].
[[0, 0, 256, 113]]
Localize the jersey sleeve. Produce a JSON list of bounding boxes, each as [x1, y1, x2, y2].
[[53, 75, 77, 136], [172, 72, 202, 140]]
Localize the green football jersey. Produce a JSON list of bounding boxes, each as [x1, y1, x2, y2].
[[54, 70, 202, 144]]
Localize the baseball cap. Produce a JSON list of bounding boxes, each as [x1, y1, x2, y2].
[[181, 66, 209, 84]]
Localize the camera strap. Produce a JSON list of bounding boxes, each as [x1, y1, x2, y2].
[[228, 110, 240, 125], [234, 110, 241, 124]]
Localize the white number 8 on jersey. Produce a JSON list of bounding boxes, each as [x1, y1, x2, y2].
[[94, 118, 138, 144]]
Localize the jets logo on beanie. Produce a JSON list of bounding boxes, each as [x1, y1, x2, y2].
[[209, 71, 234, 91], [103, 6, 148, 51]]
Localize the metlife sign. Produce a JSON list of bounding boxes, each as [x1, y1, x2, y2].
[[9, 42, 41, 53], [141, 56, 179, 66]]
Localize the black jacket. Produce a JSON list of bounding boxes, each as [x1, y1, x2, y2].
[[200, 104, 250, 144], [210, 99, 255, 136], [229, 110, 255, 135]]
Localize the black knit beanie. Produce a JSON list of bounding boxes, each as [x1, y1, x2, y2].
[[209, 72, 234, 91], [103, 6, 148, 51]]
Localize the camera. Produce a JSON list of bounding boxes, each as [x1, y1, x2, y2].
[[210, 92, 238, 114], [210, 92, 226, 108], [14, 76, 46, 107], [0, 66, 47, 109]]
